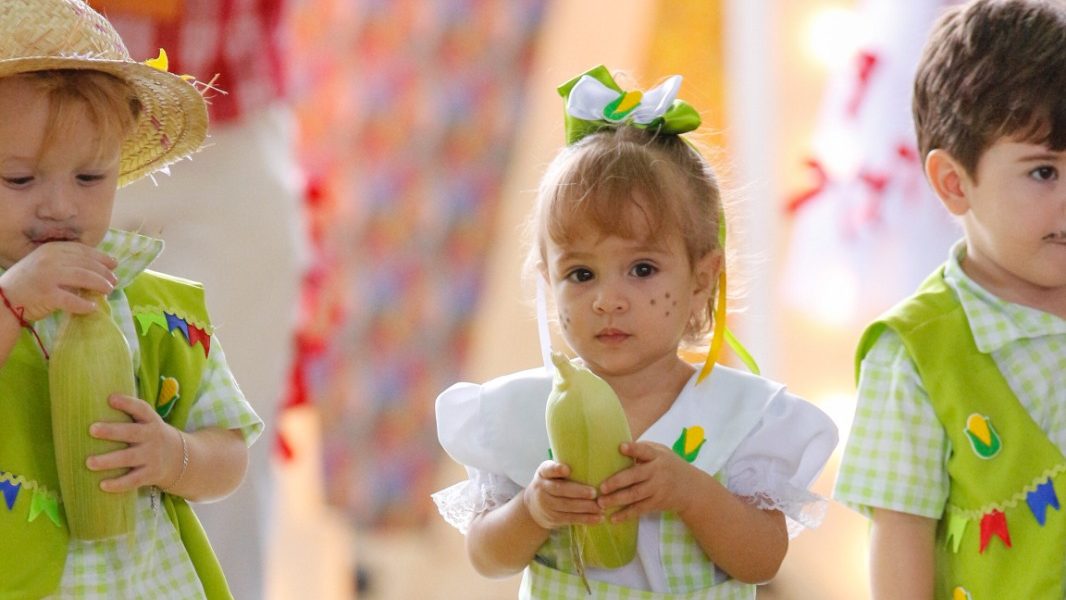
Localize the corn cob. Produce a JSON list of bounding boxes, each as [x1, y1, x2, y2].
[[49, 293, 136, 540], [545, 352, 637, 569]]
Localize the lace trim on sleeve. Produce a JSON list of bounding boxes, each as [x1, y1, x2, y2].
[[431, 470, 521, 535], [730, 471, 829, 539]]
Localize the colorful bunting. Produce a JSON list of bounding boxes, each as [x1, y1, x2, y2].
[[1026, 478, 1060, 526], [187, 324, 211, 357], [945, 512, 968, 553], [0, 476, 20, 510], [165, 312, 189, 341], [135, 309, 212, 357], [978, 510, 1011, 553], [28, 489, 61, 528], [134, 311, 168, 335]]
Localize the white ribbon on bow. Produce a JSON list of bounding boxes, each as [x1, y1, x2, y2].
[[565, 74, 683, 124]]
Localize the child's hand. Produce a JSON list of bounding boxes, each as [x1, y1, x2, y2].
[[86, 393, 184, 493], [597, 441, 696, 522], [0, 242, 117, 321], [522, 460, 602, 530]]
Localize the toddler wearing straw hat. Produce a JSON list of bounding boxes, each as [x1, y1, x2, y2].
[[0, 1, 261, 598]]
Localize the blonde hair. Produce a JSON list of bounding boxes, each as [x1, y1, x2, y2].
[[18, 69, 141, 165], [528, 125, 723, 343]]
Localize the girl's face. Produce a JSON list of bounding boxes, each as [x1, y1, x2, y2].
[[0, 77, 121, 269], [543, 220, 717, 382]]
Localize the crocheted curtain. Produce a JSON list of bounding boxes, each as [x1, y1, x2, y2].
[[288, 0, 547, 528]]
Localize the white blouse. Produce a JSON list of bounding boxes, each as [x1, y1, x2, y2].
[[433, 363, 838, 591]]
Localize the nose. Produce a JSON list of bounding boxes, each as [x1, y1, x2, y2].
[[35, 183, 76, 221], [592, 284, 628, 314]]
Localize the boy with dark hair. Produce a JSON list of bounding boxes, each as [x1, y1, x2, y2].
[[834, 0, 1066, 598]]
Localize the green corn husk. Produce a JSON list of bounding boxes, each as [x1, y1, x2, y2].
[[49, 294, 136, 540], [545, 352, 638, 569]]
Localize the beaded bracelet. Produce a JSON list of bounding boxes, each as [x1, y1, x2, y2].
[[0, 286, 49, 359], [162, 430, 189, 493]]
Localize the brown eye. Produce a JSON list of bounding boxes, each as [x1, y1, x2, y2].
[[1030, 166, 1058, 182], [630, 262, 657, 278], [566, 268, 594, 283], [3, 176, 32, 186]]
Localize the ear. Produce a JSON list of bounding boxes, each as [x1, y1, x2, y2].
[[925, 149, 972, 216], [692, 250, 722, 301], [537, 260, 551, 287]]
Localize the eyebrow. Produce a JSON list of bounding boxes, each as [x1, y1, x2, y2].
[[1016, 152, 1063, 162], [556, 244, 670, 263]]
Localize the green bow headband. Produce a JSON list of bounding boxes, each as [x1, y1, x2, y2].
[[557, 65, 702, 145]]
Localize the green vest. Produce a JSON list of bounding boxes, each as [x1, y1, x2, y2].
[[857, 267, 1066, 600], [0, 270, 232, 599]]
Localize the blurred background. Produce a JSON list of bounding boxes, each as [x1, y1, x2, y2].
[[98, 0, 966, 598]]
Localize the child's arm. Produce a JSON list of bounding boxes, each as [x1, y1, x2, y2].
[[0, 242, 117, 363], [466, 460, 601, 577], [598, 441, 788, 583], [87, 393, 249, 502], [869, 508, 935, 600]]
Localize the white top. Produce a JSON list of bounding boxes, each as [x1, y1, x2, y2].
[[433, 363, 838, 592]]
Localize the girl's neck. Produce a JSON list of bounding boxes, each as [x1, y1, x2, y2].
[[602, 356, 694, 439]]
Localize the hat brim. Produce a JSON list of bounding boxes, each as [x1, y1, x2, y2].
[[0, 56, 208, 187]]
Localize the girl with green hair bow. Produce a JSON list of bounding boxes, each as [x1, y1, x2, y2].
[[433, 65, 838, 599]]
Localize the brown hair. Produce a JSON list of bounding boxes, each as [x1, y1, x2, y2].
[[913, 0, 1066, 178], [529, 125, 723, 342], [18, 69, 141, 164]]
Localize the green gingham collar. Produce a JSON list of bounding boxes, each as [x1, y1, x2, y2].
[[99, 228, 164, 290], [944, 240, 1066, 353]]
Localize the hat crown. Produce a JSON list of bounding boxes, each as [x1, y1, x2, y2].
[[0, 0, 130, 64]]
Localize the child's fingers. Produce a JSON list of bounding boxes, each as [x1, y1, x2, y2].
[[85, 444, 138, 472], [606, 498, 652, 523], [98, 467, 146, 493], [54, 289, 100, 315], [89, 420, 141, 444], [549, 497, 603, 519], [107, 393, 157, 422], [547, 479, 598, 500], [618, 440, 662, 462], [597, 479, 652, 511], [598, 460, 649, 495], [534, 459, 570, 481]]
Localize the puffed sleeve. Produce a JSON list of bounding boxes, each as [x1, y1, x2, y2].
[[723, 391, 839, 538], [432, 370, 553, 533]]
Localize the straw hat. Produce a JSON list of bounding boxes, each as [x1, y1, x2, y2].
[[0, 0, 208, 187]]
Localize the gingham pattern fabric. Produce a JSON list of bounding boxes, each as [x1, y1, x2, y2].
[[660, 512, 727, 592], [32, 229, 263, 599], [834, 242, 1066, 518], [521, 561, 752, 600]]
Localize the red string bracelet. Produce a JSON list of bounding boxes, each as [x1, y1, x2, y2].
[[0, 286, 49, 359]]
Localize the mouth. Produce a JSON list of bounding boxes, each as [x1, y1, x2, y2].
[[595, 328, 631, 343], [28, 229, 80, 244]]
